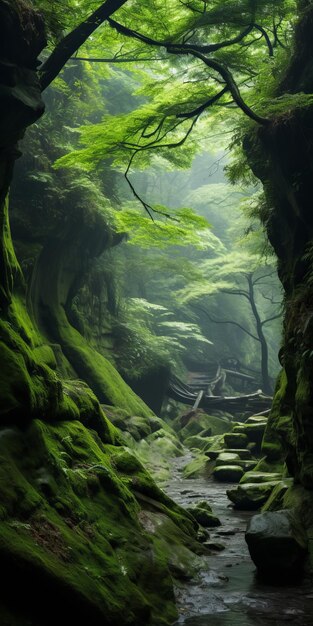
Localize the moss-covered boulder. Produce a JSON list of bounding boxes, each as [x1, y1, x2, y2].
[[213, 465, 244, 483], [182, 455, 214, 479], [227, 481, 281, 510], [186, 501, 221, 528], [215, 452, 241, 466], [224, 432, 249, 449], [239, 471, 283, 485], [179, 411, 230, 443]]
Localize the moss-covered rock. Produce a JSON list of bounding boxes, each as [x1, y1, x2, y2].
[[213, 465, 244, 483], [239, 471, 283, 485], [186, 501, 221, 528], [0, 420, 200, 625], [227, 481, 282, 510], [216, 452, 241, 466], [182, 455, 214, 479], [224, 432, 249, 449], [179, 411, 230, 443]]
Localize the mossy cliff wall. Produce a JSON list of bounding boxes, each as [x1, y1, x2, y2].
[[246, 4, 313, 487], [0, 3, 198, 623]]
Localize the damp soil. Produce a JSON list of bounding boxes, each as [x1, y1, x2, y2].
[[164, 455, 313, 626]]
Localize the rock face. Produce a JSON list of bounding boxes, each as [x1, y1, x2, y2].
[[245, 510, 307, 579]]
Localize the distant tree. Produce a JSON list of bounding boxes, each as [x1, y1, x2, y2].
[[179, 251, 282, 394]]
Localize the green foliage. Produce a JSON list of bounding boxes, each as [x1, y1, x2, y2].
[[114, 297, 211, 378], [114, 204, 212, 248]]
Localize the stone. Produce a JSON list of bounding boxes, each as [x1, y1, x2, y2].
[[205, 449, 224, 460], [215, 452, 241, 466], [224, 448, 252, 460], [245, 510, 307, 578], [227, 481, 280, 510], [187, 501, 221, 528], [239, 471, 282, 485], [213, 465, 244, 483], [246, 415, 269, 424], [233, 422, 267, 447], [224, 433, 249, 448]]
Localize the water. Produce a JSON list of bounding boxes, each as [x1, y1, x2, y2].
[[163, 455, 313, 625]]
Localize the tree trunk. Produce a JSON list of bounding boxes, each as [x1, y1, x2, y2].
[[247, 274, 272, 395]]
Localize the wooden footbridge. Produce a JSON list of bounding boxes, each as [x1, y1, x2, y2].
[[167, 363, 272, 414]]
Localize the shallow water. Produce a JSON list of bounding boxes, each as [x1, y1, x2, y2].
[[164, 455, 313, 626]]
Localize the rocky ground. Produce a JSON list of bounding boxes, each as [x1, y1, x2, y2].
[[164, 454, 313, 625]]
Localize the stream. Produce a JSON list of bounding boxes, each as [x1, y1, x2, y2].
[[164, 455, 313, 626]]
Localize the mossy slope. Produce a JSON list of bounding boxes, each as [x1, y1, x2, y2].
[[0, 419, 198, 626]]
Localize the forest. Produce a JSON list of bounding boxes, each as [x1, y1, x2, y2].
[[1, 0, 313, 624]]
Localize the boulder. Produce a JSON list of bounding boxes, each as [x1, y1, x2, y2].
[[187, 501, 221, 528], [240, 471, 282, 485], [206, 448, 252, 461], [213, 465, 244, 482], [224, 432, 249, 448], [233, 422, 267, 447], [245, 510, 307, 579], [227, 481, 279, 510], [216, 452, 241, 466]]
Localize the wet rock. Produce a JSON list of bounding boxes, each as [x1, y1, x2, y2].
[[246, 415, 269, 424], [245, 510, 307, 578], [223, 448, 252, 460], [205, 449, 225, 460], [224, 433, 249, 449], [239, 460, 258, 472], [239, 471, 282, 485], [232, 422, 267, 448], [216, 452, 241, 466], [227, 481, 280, 510], [213, 465, 244, 483], [262, 479, 294, 511], [182, 454, 212, 479], [187, 501, 221, 528], [203, 540, 225, 551]]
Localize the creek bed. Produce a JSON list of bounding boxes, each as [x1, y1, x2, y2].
[[164, 455, 313, 626]]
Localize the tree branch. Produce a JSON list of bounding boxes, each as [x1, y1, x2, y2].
[[253, 23, 274, 56], [176, 86, 228, 119], [192, 304, 260, 342], [39, 0, 129, 91], [108, 18, 270, 125], [261, 313, 282, 327], [108, 18, 254, 55], [69, 55, 164, 63]]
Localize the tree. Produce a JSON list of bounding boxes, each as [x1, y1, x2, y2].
[[180, 255, 282, 394]]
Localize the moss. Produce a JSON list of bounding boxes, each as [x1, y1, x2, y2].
[[182, 455, 214, 479], [179, 412, 230, 442], [0, 419, 200, 625], [36, 293, 154, 418], [187, 502, 221, 528], [262, 370, 291, 461]]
